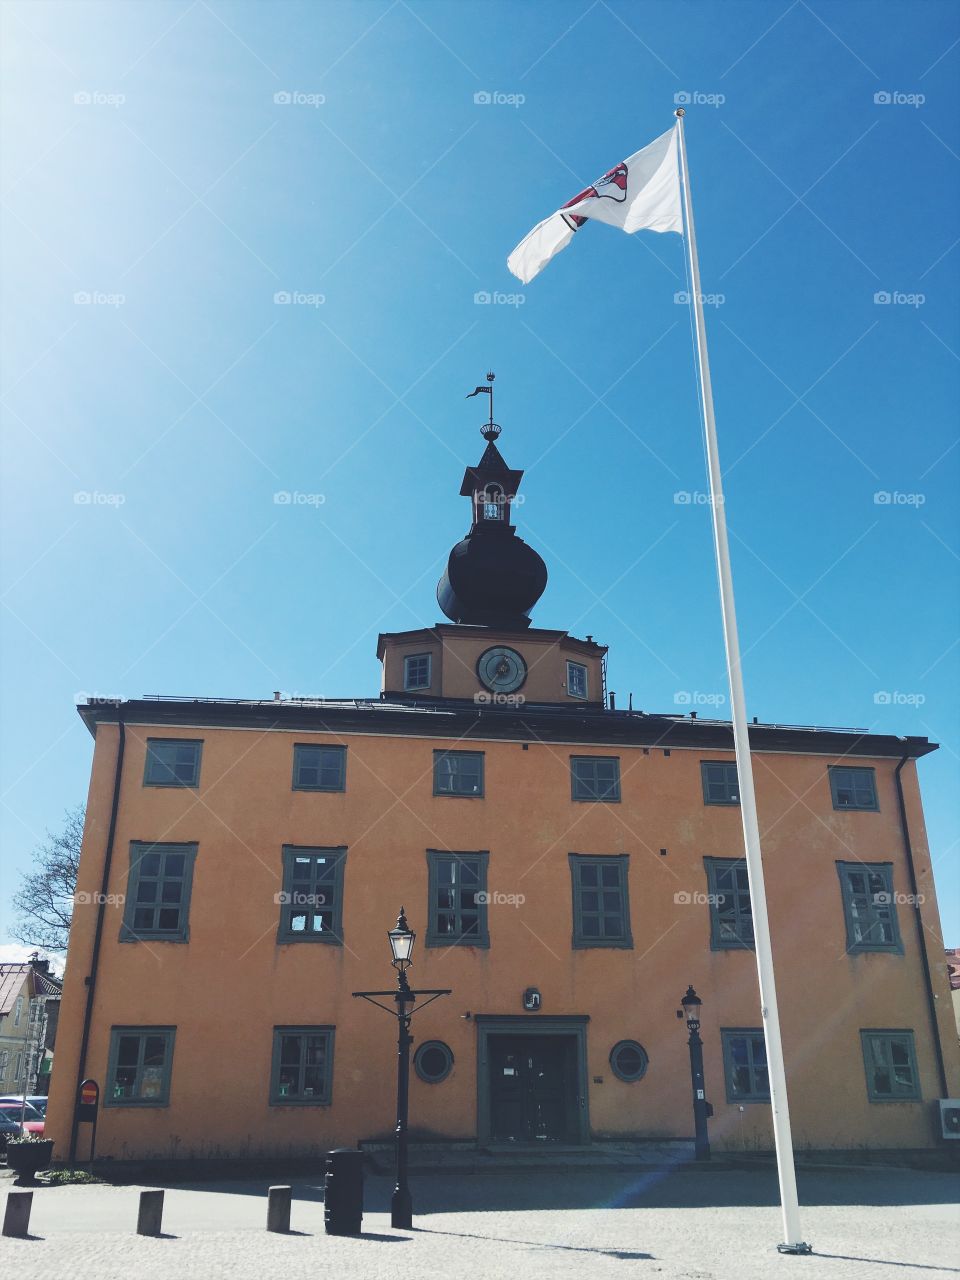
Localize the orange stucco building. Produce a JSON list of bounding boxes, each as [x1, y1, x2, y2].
[[46, 417, 959, 1164]]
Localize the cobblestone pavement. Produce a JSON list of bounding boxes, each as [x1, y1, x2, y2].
[[1, 1167, 958, 1279]]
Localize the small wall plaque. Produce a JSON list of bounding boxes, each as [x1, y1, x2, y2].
[[523, 987, 541, 1011]]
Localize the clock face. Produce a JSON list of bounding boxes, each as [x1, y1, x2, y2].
[[477, 645, 527, 694]]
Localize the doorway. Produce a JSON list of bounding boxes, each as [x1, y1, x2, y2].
[[476, 1015, 589, 1145]]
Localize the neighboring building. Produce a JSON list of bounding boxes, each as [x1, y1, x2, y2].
[[0, 957, 62, 1096], [47, 412, 959, 1163], [947, 949, 960, 1035]]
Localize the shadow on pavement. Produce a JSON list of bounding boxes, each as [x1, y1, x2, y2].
[[415, 1226, 654, 1260]]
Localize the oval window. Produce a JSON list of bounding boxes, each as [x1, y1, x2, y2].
[[609, 1040, 649, 1082], [414, 1040, 454, 1083]]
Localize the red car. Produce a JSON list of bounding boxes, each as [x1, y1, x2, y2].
[[0, 1100, 44, 1137]]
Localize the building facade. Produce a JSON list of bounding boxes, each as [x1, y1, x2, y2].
[[0, 958, 61, 1097], [46, 419, 959, 1162]]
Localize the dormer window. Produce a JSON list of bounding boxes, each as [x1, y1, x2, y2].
[[480, 485, 505, 521]]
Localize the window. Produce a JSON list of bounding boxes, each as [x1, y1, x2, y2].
[[482, 485, 504, 520], [721, 1029, 769, 1102], [566, 661, 588, 700], [609, 1040, 648, 1082], [569, 854, 632, 948], [143, 738, 202, 787], [403, 653, 432, 691], [701, 761, 740, 805], [861, 1030, 920, 1101], [836, 862, 903, 953], [0, 1050, 8, 1081], [570, 756, 621, 802], [433, 750, 484, 797], [106, 1027, 175, 1106], [14, 995, 23, 1027], [120, 842, 197, 942], [414, 1040, 454, 1083], [704, 858, 754, 950], [292, 743, 346, 791], [829, 766, 878, 811], [13, 1052, 23, 1083], [271, 1026, 334, 1104], [277, 846, 346, 944], [426, 851, 489, 947]]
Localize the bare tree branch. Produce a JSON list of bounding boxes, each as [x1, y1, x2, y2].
[[11, 805, 84, 952]]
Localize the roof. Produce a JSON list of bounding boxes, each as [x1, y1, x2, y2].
[[0, 965, 31, 1015], [76, 695, 938, 761]]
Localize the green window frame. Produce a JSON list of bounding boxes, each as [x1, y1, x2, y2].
[[414, 1040, 454, 1083], [701, 760, 740, 805], [829, 765, 878, 811], [425, 850, 489, 947], [836, 862, 903, 954], [120, 842, 198, 943], [569, 854, 633, 949], [704, 857, 754, 950], [143, 738, 202, 787], [277, 846, 346, 944], [270, 1026, 334, 1104], [609, 1040, 649, 1082], [105, 1026, 175, 1106], [292, 743, 346, 791], [860, 1030, 920, 1101], [433, 750, 484, 797], [404, 652, 432, 690], [721, 1028, 769, 1102], [570, 756, 621, 802]]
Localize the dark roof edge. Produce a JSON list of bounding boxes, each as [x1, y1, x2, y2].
[[75, 699, 938, 759]]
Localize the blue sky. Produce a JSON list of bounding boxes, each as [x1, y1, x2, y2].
[[1, 0, 958, 956]]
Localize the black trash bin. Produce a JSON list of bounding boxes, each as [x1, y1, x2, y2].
[[324, 1148, 364, 1235]]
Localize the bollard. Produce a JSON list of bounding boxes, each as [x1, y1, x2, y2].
[[137, 1188, 165, 1236], [266, 1185, 291, 1233], [2, 1190, 33, 1238], [324, 1149, 364, 1236]]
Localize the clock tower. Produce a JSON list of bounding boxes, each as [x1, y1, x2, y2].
[[377, 376, 607, 706]]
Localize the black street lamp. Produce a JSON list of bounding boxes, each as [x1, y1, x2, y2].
[[354, 909, 451, 1229], [679, 985, 711, 1161]]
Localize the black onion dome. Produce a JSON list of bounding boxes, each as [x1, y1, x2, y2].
[[436, 415, 547, 630]]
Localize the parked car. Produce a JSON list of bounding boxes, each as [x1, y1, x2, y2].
[[0, 1094, 48, 1118], [0, 1109, 22, 1151], [0, 1100, 45, 1137]]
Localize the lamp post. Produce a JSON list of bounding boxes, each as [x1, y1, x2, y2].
[[353, 909, 451, 1230], [680, 985, 711, 1161]]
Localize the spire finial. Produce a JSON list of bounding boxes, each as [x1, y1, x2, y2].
[[481, 370, 499, 441]]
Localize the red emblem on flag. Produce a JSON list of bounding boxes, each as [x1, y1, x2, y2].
[[561, 161, 629, 230]]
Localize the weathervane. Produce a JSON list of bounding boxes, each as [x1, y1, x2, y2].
[[465, 370, 500, 441]]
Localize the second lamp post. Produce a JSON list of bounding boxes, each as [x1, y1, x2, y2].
[[680, 984, 712, 1161]]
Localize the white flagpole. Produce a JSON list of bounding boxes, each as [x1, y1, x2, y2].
[[674, 107, 811, 1255]]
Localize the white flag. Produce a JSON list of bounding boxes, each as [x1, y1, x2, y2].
[[507, 126, 682, 284]]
